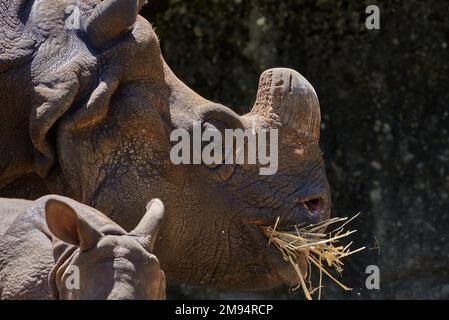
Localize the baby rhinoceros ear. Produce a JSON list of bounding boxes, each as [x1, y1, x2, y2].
[[129, 199, 165, 252], [45, 199, 103, 252]]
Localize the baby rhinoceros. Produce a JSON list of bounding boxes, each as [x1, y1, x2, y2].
[[0, 195, 165, 300]]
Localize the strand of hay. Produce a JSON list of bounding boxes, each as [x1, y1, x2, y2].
[[262, 213, 365, 300]]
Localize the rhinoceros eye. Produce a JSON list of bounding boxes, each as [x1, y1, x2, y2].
[[201, 120, 229, 169], [202, 119, 228, 135], [201, 120, 237, 181]]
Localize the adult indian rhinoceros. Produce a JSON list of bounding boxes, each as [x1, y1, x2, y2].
[[0, 0, 330, 290]]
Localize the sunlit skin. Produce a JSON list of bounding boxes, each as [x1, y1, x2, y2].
[[0, 0, 330, 290]]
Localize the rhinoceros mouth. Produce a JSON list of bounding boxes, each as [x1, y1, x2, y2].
[[248, 223, 309, 286], [245, 195, 325, 286]]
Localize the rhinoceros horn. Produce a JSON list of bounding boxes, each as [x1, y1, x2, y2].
[[83, 0, 143, 49], [250, 68, 321, 143]]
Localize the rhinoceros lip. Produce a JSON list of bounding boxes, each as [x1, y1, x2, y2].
[[246, 222, 309, 286], [244, 195, 325, 285]]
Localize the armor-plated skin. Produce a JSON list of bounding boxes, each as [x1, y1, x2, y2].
[[0, 0, 330, 290]]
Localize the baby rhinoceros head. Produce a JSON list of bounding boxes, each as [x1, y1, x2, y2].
[[45, 198, 165, 300]]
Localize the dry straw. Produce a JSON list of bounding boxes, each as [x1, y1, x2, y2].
[[262, 213, 365, 300]]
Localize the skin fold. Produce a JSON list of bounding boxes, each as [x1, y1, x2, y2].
[[0, 0, 331, 291]]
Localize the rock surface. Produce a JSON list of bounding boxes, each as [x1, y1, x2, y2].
[[143, 0, 449, 299]]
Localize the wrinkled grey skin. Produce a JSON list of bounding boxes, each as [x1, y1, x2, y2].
[[0, 0, 330, 290], [0, 195, 165, 300]]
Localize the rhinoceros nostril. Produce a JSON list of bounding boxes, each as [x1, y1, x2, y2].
[[299, 197, 324, 224], [302, 198, 320, 211]]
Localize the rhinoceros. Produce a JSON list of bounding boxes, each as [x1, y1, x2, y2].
[[0, 195, 165, 300], [0, 0, 330, 291]]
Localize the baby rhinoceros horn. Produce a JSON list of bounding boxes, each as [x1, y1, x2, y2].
[[250, 68, 321, 143], [83, 0, 142, 49], [129, 199, 165, 252]]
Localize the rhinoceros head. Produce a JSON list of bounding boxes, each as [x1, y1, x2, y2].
[[45, 197, 165, 300], [0, 0, 330, 290]]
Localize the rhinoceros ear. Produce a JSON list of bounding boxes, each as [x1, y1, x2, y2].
[[83, 0, 141, 49], [129, 198, 165, 252], [45, 199, 103, 252]]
